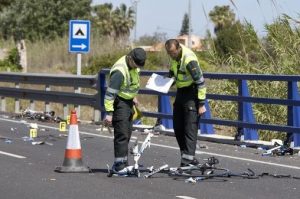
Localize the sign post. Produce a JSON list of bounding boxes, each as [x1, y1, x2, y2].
[[69, 20, 91, 118]]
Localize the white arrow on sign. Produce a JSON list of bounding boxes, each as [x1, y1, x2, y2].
[[72, 43, 87, 50]]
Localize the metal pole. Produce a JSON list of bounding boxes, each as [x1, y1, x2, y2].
[[132, 0, 139, 41], [76, 53, 81, 118], [77, 53, 81, 76], [188, 0, 192, 48]]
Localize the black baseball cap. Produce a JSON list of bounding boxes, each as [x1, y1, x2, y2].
[[129, 48, 146, 67]]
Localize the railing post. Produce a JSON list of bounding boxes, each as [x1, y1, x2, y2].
[[287, 81, 300, 147], [94, 109, 100, 122], [93, 73, 101, 122], [45, 85, 50, 113], [199, 99, 214, 134], [158, 94, 173, 129], [63, 104, 68, 120], [237, 80, 258, 140], [30, 100, 35, 110], [1, 96, 6, 112], [236, 80, 244, 140], [99, 71, 107, 120], [15, 83, 20, 113]]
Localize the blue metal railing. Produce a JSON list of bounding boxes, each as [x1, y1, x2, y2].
[[98, 69, 300, 146]]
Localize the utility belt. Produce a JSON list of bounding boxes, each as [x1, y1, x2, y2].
[[176, 84, 198, 101], [116, 95, 134, 106], [177, 84, 197, 93]]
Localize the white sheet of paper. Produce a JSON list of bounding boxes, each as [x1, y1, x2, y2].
[[146, 73, 174, 94]]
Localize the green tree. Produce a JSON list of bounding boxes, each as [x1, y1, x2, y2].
[[213, 21, 243, 56], [212, 20, 261, 64], [113, 4, 135, 38], [92, 3, 134, 39], [209, 5, 235, 33], [179, 13, 189, 35], [208, 5, 259, 59], [0, 0, 92, 41], [0, 0, 14, 11], [92, 3, 114, 36]]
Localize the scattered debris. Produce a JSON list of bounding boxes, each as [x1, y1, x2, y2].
[[4, 138, 12, 144], [29, 123, 38, 129], [185, 177, 197, 184], [22, 136, 34, 142], [143, 129, 152, 133], [197, 144, 208, 149], [271, 139, 283, 146], [32, 141, 44, 145], [262, 142, 294, 156], [15, 108, 64, 123], [32, 141, 53, 146], [153, 124, 165, 132], [10, 127, 17, 132]]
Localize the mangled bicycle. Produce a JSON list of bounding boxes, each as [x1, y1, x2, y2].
[[167, 156, 258, 182], [106, 131, 258, 181]]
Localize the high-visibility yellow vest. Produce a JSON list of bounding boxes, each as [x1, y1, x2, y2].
[[170, 44, 199, 88], [110, 56, 140, 100]]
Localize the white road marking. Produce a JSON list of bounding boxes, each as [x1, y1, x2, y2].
[[176, 196, 197, 199], [1, 117, 300, 170], [0, 150, 26, 159], [147, 142, 300, 170], [196, 151, 300, 170]]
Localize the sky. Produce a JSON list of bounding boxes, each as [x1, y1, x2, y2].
[[92, 0, 299, 39]]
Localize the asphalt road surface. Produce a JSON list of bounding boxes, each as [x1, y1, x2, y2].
[[0, 113, 299, 199]]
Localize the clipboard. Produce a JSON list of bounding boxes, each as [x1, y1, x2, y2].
[[146, 73, 174, 94]]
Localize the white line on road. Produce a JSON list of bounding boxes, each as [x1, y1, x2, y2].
[[1, 117, 300, 170], [0, 150, 26, 159], [176, 196, 197, 199]]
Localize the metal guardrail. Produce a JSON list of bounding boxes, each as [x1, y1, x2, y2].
[[99, 69, 300, 146], [0, 72, 97, 87], [0, 70, 299, 146], [0, 72, 101, 120]]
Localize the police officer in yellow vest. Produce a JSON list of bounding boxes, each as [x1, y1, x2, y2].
[[165, 39, 206, 167], [104, 48, 146, 174]]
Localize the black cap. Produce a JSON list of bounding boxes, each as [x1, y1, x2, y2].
[[129, 48, 146, 67]]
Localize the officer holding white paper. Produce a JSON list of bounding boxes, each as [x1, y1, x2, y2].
[[165, 39, 206, 167]]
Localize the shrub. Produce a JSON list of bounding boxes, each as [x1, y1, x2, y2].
[[0, 47, 22, 71]]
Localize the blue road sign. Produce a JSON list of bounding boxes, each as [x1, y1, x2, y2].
[[69, 20, 90, 53]]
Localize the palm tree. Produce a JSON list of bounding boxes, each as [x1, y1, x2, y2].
[[112, 4, 135, 38], [93, 3, 114, 36], [209, 5, 235, 33], [93, 3, 135, 39]]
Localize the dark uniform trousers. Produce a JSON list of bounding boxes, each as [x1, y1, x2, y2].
[[112, 96, 134, 158], [173, 85, 200, 157]]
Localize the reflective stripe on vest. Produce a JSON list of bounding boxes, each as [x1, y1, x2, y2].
[[171, 45, 199, 88], [110, 56, 140, 100]]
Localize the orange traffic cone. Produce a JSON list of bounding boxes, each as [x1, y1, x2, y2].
[[55, 110, 90, 173]]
